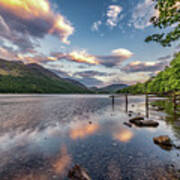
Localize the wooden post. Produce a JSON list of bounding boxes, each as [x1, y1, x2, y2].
[[125, 94, 128, 113], [112, 95, 115, 105], [173, 93, 176, 112], [112, 95, 115, 111], [145, 93, 149, 118]]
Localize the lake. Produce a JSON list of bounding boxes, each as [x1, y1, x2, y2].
[[0, 95, 179, 180]]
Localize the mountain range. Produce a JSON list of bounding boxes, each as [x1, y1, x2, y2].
[[91, 84, 128, 93], [0, 59, 90, 93]]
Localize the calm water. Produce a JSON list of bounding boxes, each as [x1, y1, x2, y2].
[[0, 95, 179, 180]]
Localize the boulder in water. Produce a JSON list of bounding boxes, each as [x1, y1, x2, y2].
[[123, 122, 132, 128], [129, 117, 144, 123], [153, 135, 172, 146], [68, 165, 91, 180], [130, 119, 159, 127]]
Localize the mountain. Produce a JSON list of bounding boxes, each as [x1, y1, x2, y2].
[[64, 78, 88, 90], [0, 59, 91, 93], [92, 84, 128, 93], [117, 52, 180, 94]]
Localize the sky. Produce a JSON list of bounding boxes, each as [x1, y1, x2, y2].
[[0, 0, 179, 87]]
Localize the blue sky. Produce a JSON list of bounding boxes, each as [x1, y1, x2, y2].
[[0, 0, 179, 87]]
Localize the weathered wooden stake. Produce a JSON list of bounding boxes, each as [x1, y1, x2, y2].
[[112, 95, 115, 111], [173, 93, 177, 112], [125, 94, 128, 113], [145, 94, 149, 118]]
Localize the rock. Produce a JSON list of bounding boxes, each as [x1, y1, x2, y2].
[[129, 117, 159, 127], [129, 117, 144, 123], [128, 113, 132, 117], [175, 145, 180, 149], [138, 120, 159, 127], [155, 106, 164, 111], [123, 122, 132, 128], [68, 165, 91, 180], [153, 135, 172, 147], [112, 142, 117, 147]]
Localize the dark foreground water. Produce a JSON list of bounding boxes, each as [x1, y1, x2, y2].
[[0, 95, 179, 180]]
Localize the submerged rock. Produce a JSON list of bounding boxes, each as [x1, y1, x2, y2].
[[155, 106, 164, 111], [136, 120, 159, 127], [153, 136, 172, 147], [68, 164, 91, 180], [123, 122, 132, 128], [128, 110, 134, 114], [129, 117, 144, 123], [128, 113, 132, 117]]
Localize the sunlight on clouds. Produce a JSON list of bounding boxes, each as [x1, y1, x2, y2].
[[130, 61, 158, 66], [17, 54, 58, 63], [49, 15, 74, 44], [112, 48, 133, 58], [0, 0, 74, 44], [68, 50, 99, 65], [0, 0, 50, 19]]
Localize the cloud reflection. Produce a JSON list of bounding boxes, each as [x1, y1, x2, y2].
[[14, 174, 48, 180], [113, 129, 134, 143], [70, 122, 99, 140], [53, 145, 71, 175]]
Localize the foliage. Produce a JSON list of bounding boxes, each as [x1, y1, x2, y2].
[[117, 52, 180, 94], [145, 0, 180, 46]]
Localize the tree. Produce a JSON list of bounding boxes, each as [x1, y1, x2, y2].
[[145, 0, 180, 47]]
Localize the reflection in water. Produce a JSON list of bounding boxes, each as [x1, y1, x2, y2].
[[70, 122, 99, 140], [53, 145, 72, 175], [0, 95, 179, 180], [107, 160, 122, 180], [113, 128, 134, 143], [14, 174, 48, 180]]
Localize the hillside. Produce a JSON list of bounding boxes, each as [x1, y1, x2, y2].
[[92, 84, 128, 93], [0, 59, 91, 93], [117, 52, 180, 94]]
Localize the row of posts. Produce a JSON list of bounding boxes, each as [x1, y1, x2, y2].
[[111, 94, 150, 118], [111, 93, 180, 118], [173, 93, 180, 112]]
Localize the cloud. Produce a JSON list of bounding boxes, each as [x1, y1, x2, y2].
[[76, 77, 104, 87], [0, 47, 18, 60], [106, 5, 123, 28], [122, 60, 167, 73], [68, 50, 99, 65], [49, 69, 71, 79], [0, 0, 74, 52], [0, 44, 133, 71], [91, 20, 102, 31], [158, 55, 171, 61], [51, 48, 133, 67], [74, 70, 115, 78], [131, 0, 158, 29]]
